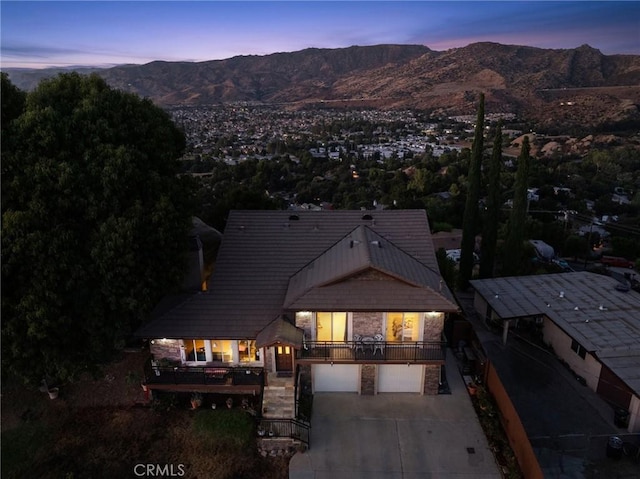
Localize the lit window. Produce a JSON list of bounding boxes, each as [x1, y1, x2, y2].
[[238, 340, 258, 362], [316, 312, 347, 342], [386, 313, 420, 341], [185, 339, 206, 362], [210, 340, 232, 362]]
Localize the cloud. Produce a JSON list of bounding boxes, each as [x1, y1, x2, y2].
[[1, 43, 90, 59]]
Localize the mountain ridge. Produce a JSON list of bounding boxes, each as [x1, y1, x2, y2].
[[4, 42, 640, 127]]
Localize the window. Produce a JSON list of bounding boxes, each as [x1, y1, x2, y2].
[[386, 313, 420, 341], [571, 339, 587, 359], [184, 339, 207, 362], [238, 339, 258, 362], [210, 340, 232, 362], [316, 312, 347, 342]]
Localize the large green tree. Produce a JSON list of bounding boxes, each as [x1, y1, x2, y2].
[[502, 136, 531, 276], [2, 73, 194, 383], [479, 122, 503, 278], [458, 93, 484, 289], [1, 72, 26, 136]]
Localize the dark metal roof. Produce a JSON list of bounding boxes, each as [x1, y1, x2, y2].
[[255, 316, 304, 349], [137, 209, 457, 339], [285, 224, 457, 310]]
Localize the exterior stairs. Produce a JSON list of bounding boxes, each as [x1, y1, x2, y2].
[[262, 374, 295, 418]]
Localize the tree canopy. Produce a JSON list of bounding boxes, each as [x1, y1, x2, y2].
[[2, 73, 195, 383], [502, 136, 531, 276], [479, 122, 503, 278]]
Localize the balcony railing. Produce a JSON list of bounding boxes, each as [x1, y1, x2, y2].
[[144, 358, 264, 387], [297, 340, 446, 362]]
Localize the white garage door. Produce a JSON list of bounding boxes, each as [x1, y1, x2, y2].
[[378, 364, 423, 393], [313, 364, 360, 392]]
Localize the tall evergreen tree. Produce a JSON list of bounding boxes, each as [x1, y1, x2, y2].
[[479, 122, 503, 278], [503, 135, 531, 276], [458, 93, 484, 289]]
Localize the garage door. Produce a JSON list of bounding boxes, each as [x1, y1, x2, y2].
[[378, 364, 423, 393], [313, 364, 360, 392]]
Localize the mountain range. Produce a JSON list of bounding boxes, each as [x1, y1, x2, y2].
[[5, 43, 640, 127]]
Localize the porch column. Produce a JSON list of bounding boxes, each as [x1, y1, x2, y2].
[[502, 319, 509, 345]]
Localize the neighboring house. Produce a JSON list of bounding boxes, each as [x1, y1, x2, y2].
[[470, 272, 640, 432], [136, 210, 459, 417]]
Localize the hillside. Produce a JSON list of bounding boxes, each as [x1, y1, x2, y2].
[[5, 43, 640, 127]]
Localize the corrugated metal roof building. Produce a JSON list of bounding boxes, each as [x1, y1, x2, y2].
[[471, 272, 640, 432]]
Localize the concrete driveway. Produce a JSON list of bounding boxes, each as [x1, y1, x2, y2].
[[289, 352, 502, 479]]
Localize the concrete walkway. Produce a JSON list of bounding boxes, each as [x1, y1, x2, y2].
[[289, 351, 502, 479]]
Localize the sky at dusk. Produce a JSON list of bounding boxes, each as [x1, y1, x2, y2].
[[2, 1, 639, 69]]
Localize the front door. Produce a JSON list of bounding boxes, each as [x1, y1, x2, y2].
[[275, 345, 293, 374]]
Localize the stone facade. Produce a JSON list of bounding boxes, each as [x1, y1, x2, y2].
[[150, 339, 182, 362], [423, 364, 440, 395], [423, 313, 445, 341], [353, 312, 383, 337], [295, 312, 313, 339], [361, 364, 376, 395], [264, 347, 276, 373]]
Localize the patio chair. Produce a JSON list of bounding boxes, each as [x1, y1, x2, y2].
[[373, 333, 385, 355], [353, 334, 364, 353]]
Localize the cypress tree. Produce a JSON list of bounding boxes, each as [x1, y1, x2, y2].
[[458, 93, 484, 290], [479, 122, 503, 278], [503, 135, 531, 276]]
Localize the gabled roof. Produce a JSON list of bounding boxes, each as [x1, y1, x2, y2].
[[137, 209, 457, 339], [255, 316, 304, 349], [470, 272, 640, 396], [284, 225, 457, 311]]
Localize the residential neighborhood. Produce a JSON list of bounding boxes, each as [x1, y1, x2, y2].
[[3, 74, 640, 478]]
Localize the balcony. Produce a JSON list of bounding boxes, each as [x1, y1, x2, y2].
[[143, 358, 264, 394], [297, 340, 446, 363]]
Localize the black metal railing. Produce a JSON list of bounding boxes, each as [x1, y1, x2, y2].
[[257, 418, 311, 447], [297, 340, 446, 362], [294, 365, 300, 418], [144, 358, 264, 387]]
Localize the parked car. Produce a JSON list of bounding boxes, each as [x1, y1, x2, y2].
[[552, 258, 572, 271], [600, 256, 635, 269], [446, 249, 479, 264]]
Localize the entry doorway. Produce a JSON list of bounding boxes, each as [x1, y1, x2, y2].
[[275, 345, 293, 376]]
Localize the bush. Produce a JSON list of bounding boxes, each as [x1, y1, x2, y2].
[[432, 222, 453, 233]]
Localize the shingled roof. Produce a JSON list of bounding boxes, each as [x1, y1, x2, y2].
[[136, 209, 458, 339]]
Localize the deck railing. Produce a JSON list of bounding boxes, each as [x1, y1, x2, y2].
[[144, 358, 264, 386], [297, 340, 446, 362]]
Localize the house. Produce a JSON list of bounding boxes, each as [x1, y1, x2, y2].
[[136, 210, 459, 416], [470, 272, 640, 432]]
